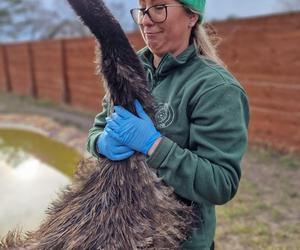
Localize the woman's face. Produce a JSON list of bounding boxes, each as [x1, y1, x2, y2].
[[138, 0, 197, 58]]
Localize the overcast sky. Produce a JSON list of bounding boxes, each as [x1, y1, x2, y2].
[[205, 0, 285, 20]]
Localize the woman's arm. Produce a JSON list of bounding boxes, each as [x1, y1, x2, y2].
[[86, 97, 109, 157], [147, 84, 250, 205]]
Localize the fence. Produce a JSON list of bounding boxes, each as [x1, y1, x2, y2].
[[0, 12, 299, 152], [215, 12, 300, 152]]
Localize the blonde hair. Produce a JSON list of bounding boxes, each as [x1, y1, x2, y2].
[[178, 0, 224, 65], [182, 3, 225, 67], [191, 23, 225, 66]]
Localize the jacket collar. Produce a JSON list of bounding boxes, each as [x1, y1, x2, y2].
[[139, 43, 197, 78]]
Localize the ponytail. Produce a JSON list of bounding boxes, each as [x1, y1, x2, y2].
[[192, 23, 225, 66]]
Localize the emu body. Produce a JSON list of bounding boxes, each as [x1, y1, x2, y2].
[[0, 0, 194, 249]]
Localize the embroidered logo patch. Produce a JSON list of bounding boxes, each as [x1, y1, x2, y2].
[[154, 103, 175, 129]]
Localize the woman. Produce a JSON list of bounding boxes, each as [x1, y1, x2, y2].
[[87, 0, 250, 249]]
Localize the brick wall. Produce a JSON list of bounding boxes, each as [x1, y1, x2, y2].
[[4, 43, 33, 95], [214, 12, 300, 152], [32, 40, 65, 103], [0, 46, 7, 91]]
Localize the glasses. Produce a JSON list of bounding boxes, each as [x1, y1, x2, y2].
[[130, 4, 183, 25]]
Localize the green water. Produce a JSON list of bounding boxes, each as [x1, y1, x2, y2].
[[0, 127, 83, 236], [0, 128, 82, 177]]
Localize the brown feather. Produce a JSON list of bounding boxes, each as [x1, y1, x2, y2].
[[0, 0, 196, 249]]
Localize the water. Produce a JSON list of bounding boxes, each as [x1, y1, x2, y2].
[[0, 128, 82, 236]]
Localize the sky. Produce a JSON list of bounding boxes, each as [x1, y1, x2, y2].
[[205, 0, 286, 20]]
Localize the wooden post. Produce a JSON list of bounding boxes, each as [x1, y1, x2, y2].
[[27, 42, 37, 98], [60, 39, 70, 104], [1, 45, 12, 92]]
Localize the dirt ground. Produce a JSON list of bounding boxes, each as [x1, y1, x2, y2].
[[0, 92, 96, 131], [1, 91, 299, 250]]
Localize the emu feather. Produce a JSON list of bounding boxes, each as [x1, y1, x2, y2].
[[0, 0, 195, 249]]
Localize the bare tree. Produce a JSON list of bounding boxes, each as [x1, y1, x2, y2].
[[281, 0, 300, 12], [0, 0, 138, 42], [41, 0, 91, 39], [0, 0, 26, 41], [106, 1, 137, 31], [0, 0, 90, 42]]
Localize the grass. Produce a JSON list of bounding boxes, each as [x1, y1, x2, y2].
[[0, 91, 96, 130], [0, 91, 96, 116], [252, 144, 300, 170], [215, 145, 300, 249]]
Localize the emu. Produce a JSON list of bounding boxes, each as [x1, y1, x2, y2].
[[0, 0, 194, 249]]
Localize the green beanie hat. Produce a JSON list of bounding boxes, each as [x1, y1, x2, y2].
[[179, 0, 206, 22]]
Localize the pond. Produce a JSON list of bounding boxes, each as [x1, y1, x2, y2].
[[0, 128, 82, 237]]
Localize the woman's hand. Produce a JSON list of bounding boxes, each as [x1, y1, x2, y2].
[[96, 128, 135, 161], [106, 100, 161, 155]]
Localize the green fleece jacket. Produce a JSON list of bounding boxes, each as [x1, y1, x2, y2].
[[87, 44, 249, 250]]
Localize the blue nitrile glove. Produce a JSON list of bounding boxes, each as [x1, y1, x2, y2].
[[105, 100, 161, 155], [96, 127, 135, 161]]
